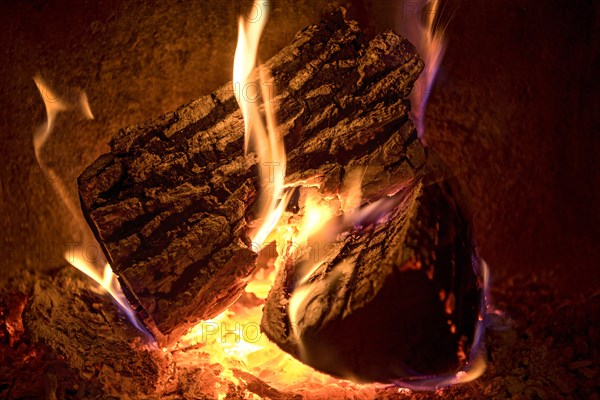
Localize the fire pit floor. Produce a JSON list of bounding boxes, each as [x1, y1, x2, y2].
[[1, 266, 597, 399]]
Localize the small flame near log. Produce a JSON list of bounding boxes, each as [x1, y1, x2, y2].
[[397, 0, 447, 142], [30, 0, 493, 397], [32, 76, 153, 340]]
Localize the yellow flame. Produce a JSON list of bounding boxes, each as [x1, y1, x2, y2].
[[180, 4, 367, 376], [296, 193, 337, 245], [233, 0, 287, 246], [339, 167, 365, 214], [233, 0, 269, 146], [33, 76, 67, 162], [66, 254, 128, 314], [32, 76, 96, 225]]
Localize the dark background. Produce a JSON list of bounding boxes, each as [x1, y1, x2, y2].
[[1, 0, 598, 294]]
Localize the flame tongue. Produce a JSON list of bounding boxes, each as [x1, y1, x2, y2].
[[33, 76, 67, 162], [397, 0, 446, 141], [32, 76, 153, 341], [233, 0, 287, 246], [233, 0, 269, 144]]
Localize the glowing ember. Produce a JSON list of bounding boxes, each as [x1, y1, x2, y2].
[[174, 202, 383, 397]]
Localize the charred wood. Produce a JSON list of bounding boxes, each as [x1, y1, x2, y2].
[[78, 9, 425, 343], [260, 178, 482, 383]]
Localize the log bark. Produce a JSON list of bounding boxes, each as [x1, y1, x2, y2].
[[78, 9, 425, 343], [260, 177, 482, 383]]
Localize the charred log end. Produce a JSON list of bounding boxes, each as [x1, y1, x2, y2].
[[301, 269, 461, 381], [261, 179, 482, 383]]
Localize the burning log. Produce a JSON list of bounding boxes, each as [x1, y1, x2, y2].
[[261, 178, 483, 383], [78, 9, 425, 344]]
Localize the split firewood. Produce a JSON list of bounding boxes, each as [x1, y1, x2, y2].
[[261, 178, 482, 383], [78, 9, 425, 343]]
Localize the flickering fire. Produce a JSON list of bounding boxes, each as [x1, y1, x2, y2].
[[233, 0, 288, 246], [175, 0, 382, 394], [32, 76, 152, 339], [172, 187, 391, 397], [397, 0, 446, 141], [175, 0, 489, 394], [32, 0, 492, 397]]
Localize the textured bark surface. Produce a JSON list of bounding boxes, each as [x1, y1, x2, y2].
[[261, 178, 482, 383], [78, 9, 424, 343]]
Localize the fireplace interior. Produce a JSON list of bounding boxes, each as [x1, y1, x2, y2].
[[1, 0, 598, 399]]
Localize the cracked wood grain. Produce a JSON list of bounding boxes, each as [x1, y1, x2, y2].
[[78, 9, 425, 344]]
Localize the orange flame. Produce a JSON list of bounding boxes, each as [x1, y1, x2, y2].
[[175, 3, 383, 395], [233, 0, 288, 246], [32, 76, 152, 340]]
